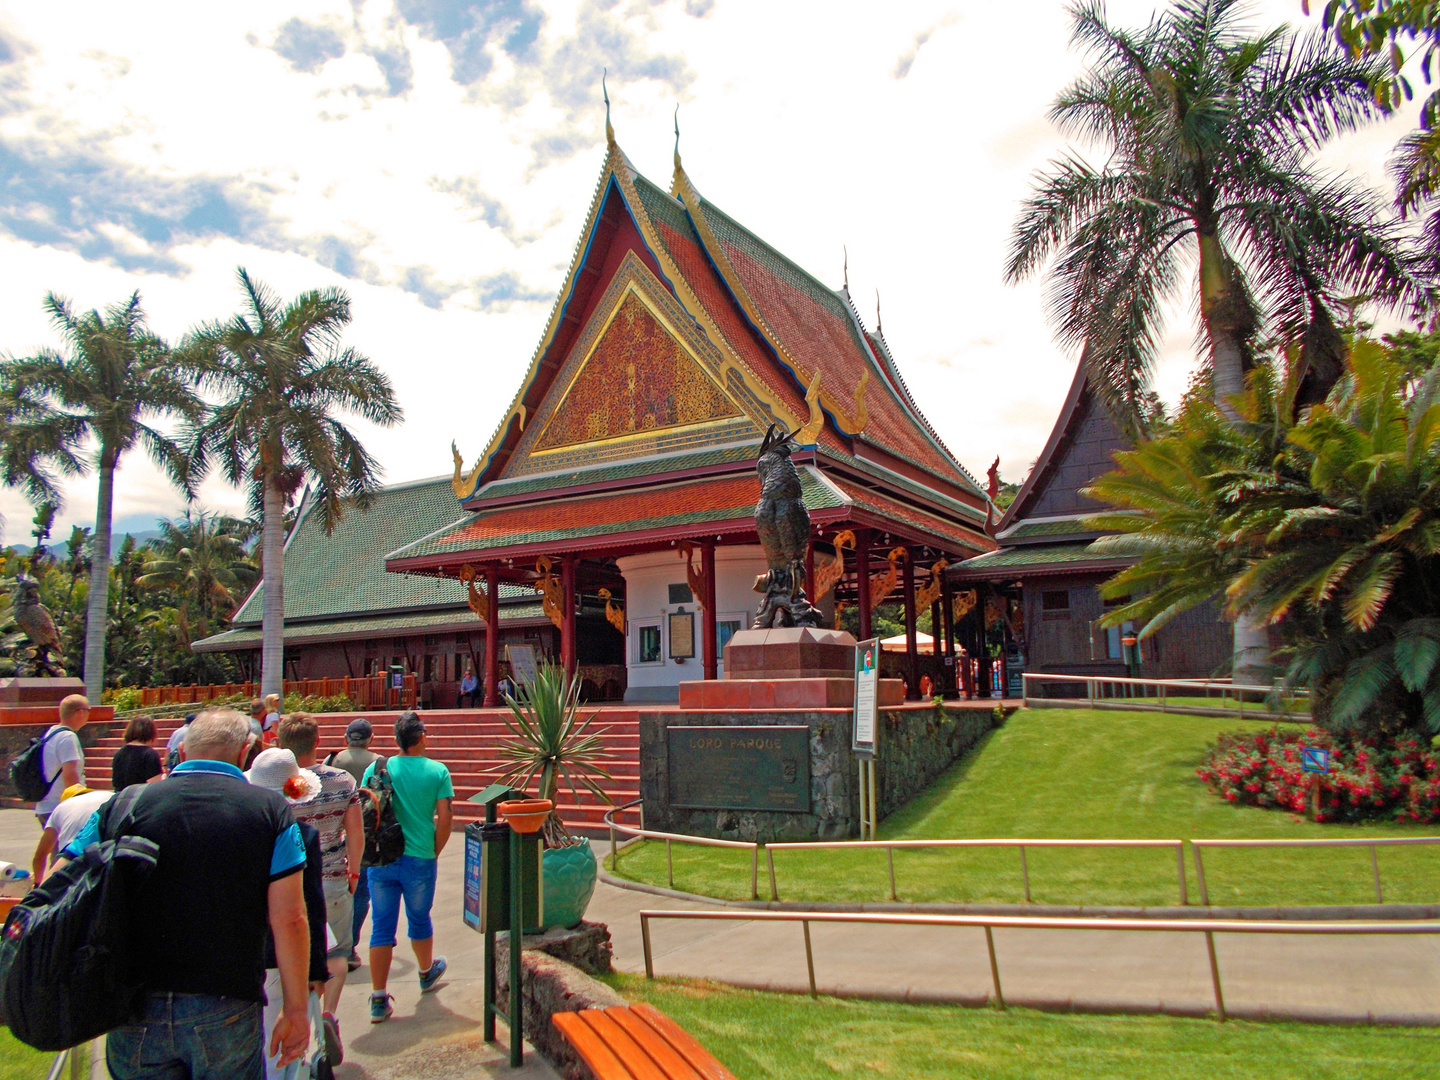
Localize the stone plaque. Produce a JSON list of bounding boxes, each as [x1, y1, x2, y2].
[[668, 725, 811, 812]]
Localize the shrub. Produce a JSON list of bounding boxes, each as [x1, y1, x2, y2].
[[281, 692, 356, 714], [105, 687, 144, 712], [1198, 727, 1440, 823]]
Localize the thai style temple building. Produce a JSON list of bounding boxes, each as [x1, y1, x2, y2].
[[367, 130, 997, 704], [950, 362, 1231, 689]]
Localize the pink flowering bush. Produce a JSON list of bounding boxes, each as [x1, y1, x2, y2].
[[1198, 728, 1440, 823]]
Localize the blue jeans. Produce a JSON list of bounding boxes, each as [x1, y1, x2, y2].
[[350, 866, 370, 951], [107, 992, 263, 1080], [367, 856, 438, 948]]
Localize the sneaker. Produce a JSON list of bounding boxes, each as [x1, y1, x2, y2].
[[418, 957, 447, 993], [369, 992, 393, 1024], [322, 1012, 343, 1064], [346, 949, 361, 973]]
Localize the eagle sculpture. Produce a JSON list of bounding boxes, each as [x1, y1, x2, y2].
[[11, 575, 66, 677], [752, 423, 821, 628]]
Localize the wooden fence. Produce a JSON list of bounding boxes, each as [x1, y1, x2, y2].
[[118, 674, 418, 712]]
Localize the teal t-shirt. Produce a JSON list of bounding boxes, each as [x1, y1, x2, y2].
[[364, 754, 454, 859]]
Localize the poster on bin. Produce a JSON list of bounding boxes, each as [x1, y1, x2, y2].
[[853, 637, 879, 756], [463, 828, 482, 931]]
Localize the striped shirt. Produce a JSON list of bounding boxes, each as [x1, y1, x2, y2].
[[291, 763, 359, 879]]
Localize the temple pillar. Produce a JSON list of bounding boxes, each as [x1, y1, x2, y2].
[[903, 552, 919, 701], [561, 555, 577, 678], [974, 583, 991, 698], [941, 571, 957, 699], [930, 599, 942, 696], [701, 539, 718, 681], [484, 564, 500, 707], [855, 528, 872, 641]]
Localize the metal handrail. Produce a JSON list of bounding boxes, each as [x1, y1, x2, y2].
[[637, 908, 1440, 1022], [764, 837, 1188, 905], [1191, 835, 1440, 906], [1021, 672, 1311, 720], [604, 799, 761, 900]]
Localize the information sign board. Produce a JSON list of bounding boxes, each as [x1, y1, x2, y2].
[[462, 826, 483, 930], [668, 726, 811, 811], [853, 637, 879, 756], [506, 644, 539, 686], [1301, 746, 1331, 774], [668, 610, 695, 659]]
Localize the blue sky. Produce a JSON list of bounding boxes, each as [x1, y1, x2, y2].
[[0, 0, 1422, 542]]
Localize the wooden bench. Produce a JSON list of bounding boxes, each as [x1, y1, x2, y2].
[[552, 1002, 736, 1080]]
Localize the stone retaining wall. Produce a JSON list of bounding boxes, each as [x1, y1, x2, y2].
[[638, 705, 995, 841]]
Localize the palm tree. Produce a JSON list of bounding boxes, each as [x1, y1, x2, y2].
[[184, 269, 401, 698], [136, 509, 258, 626], [1008, 0, 1426, 424], [0, 293, 201, 697], [1008, 0, 1429, 681]]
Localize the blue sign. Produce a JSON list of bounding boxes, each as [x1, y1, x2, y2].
[[463, 829, 483, 930], [1301, 746, 1330, 774]]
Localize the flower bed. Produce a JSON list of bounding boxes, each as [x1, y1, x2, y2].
[[1198, 728, 1440, 823]]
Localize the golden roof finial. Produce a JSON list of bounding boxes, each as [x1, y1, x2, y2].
[[843, 246, 849, 291], [876, 288, 882, 336], [673, 104, 681, 173], [603, 69, 614, 147]]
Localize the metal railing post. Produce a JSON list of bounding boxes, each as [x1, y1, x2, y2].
[[666, 838, 674, 889], [1371, 844, 1383, 904], [642, 913, 653, 978], [984, 925, 1005, 1009], [609, 823, 617, 870], [1194, 844, 1210, 906], [1177, 842, 1188, 905], [751, 846, 759, 901], [887, 846, 898, 902], [1019, 844, 1031, 903], [802, 920, 817, 998], [768, 846, 779, 901], [1204, 930, 1226, 1021]]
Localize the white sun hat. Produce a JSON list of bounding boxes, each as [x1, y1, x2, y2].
[[245, 747, 321, 804]]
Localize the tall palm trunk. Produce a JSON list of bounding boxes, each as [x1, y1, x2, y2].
[[1199, 231, 1271, 684], [260, 473, 286, 700], [81, 446, 115, 700]]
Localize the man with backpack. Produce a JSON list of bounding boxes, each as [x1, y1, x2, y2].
[[17, 694, 90, 825], [56, 708, 312, 1079], [361, 712, 452, 1024]]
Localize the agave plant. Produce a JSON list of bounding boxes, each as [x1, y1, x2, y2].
[[490, 663, 614, 846]]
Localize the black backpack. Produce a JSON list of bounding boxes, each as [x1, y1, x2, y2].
[[9, 727, 61, 803], [360, 761, 404, 868], [0, 785, 158, 1050]]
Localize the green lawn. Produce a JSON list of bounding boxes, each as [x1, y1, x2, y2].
[[0, 1029, 79, 1080], [609, 972, 1440, 1080], [609, 708, 1440, 907]]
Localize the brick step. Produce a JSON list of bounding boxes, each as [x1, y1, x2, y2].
[[88, 733, 642, 752]]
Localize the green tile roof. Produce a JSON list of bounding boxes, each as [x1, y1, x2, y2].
[[475, 442, 758, 502], [193, 603, 549, 652], [815, 445, 987, 525], [957, 542, 1126, 572], [999, 519, 1102, 541], [231, 476, 530, 626]]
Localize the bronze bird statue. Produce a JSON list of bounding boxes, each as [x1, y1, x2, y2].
[[11, 575, 65, 676], [752, 423, 820, 628]]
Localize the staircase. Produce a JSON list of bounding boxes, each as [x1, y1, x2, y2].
[[83, 709, 641, 836]]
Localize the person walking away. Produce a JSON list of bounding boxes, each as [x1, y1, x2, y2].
[[277, 714, 361, 1063], [59, 709, 311, 1079], [112, 716, 163, 791], [248, 698, 267, 739], [263, 695, 283, 742], [34, 694, 90, 826], [164, 713, 197, 773], [325, 719, 384, 971], [245, 748, 331, 1080], [30, 783, 111, 882], [362, 711, 452, 1023]]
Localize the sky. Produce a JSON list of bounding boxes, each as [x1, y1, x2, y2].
[[0, 0, 1425, 544]]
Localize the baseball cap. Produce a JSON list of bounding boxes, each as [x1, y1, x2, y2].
[[345, 718, 374, 744]]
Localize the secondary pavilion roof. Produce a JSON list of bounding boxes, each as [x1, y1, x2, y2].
[[386, 132, 994, 592]]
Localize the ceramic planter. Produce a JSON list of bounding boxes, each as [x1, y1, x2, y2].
[[541, 841, 598, 929]]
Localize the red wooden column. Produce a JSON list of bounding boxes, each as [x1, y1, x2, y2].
[[903, 552, 919, 700], [930, 599, 942, 693], [855, 528, 872, 641], [561, 555, 577, 678], [940, 569, 957, 699], [701, 540, 718, 681], [483, 564, 500, 707]]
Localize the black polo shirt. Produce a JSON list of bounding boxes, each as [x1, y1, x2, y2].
[[87, 759, 305, 1002]]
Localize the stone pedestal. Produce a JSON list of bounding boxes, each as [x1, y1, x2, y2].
[[0, 678, 113, 726], [678, 627, 903, 709]]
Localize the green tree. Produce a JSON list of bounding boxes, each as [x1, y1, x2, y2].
[[0, 293, 201, 697], [184, 269, 401, 698], [1009, 0, 1428, 679], [1088, 341, 1440, 736], [136, 509, 258, 625]]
